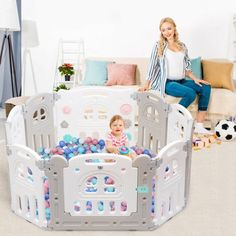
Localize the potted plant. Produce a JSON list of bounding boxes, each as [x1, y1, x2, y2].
[[54, 83, 70, 92], [58, 63, 75, 81]]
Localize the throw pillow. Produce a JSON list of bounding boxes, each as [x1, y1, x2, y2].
[[202, 59, 234, 91], [106, 64, 137, 86], [185, 57, 202, 80], [83, 60, 113, 86]]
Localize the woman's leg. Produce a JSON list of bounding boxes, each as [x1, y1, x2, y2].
[[174, 80, 212, 134], [165, 80, 197, 108], [181, 80, 211, 111]]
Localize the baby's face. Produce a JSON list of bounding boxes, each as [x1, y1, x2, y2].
[[111, 119, 124, 136]]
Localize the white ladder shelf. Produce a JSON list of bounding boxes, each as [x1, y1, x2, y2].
[[54, 39, 85, 89]]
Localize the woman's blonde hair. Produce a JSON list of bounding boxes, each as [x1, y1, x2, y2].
[[158, 17, 183, 57], [109, 115, 124, 128]]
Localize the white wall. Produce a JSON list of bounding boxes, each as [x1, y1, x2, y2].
[[22, 0, 236, 95]]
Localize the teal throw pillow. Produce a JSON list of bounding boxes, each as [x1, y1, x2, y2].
[[83, 60, 113, 85], [185, 57, 202, 80]]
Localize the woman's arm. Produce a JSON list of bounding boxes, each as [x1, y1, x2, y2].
[[139, 42, 160, 91], [185, 70, 210, 86], [183, 43, 210, 86]]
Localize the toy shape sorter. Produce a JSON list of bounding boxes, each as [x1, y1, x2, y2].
[[5, 87, 193, 230]]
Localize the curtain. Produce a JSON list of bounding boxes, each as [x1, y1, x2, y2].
[[0, 0, 21, 107]]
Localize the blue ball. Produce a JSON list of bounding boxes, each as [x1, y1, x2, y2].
[[64, 148, 72, 155], [98, 139, 105, 146], [78, 146, 85, 154], [59, 140, 66, 147], [72, 137, 78, 144], [45, 193, 50, 200], [90, 145, 97, 152], [143, 149, 150, 155]]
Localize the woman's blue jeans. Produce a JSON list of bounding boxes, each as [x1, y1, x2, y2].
[[165, 79, 211, 111]]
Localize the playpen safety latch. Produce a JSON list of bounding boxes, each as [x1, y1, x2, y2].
[[53, 93, 61, 102]]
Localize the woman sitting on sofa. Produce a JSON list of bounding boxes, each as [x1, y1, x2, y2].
[[139, 17, 212, 135]]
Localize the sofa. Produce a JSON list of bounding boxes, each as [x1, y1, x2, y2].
[[78, 57, 236, 127]]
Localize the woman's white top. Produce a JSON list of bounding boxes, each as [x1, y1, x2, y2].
[[166, 48, 185, 80]]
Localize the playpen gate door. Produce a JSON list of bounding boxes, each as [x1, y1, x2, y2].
[[153, 140, 187, 226]]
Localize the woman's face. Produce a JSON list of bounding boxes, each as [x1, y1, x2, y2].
[[160, 22, 175, 41]]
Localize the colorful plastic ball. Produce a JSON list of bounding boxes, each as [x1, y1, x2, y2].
[[45, 193, 49, 200], [136, 148, 143, 155], [59, 140, 66, 147], [37, 147, 44, 154], [63, 134, 72, 143], [45, 208, 51, 220], [72, 137, 78, 144], [45, 201, 50, 208], [92, 139, 98, 145], [98, 139, 105, 146], [143, 149, 150, 156], [85, 150, 92, 154], [90, 145, 97, 153], [78, 146, 86, 154], [68, 153, 74, 159], [44, 148, 51, 154], [51, 148, 58, 154], [57, 149, 64, 155], [64, 148, 72, 155], [78, 138, 84, 144]]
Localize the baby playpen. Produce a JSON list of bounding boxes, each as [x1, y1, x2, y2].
[[5, 87, 193, 231]]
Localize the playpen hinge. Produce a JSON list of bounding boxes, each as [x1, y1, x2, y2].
[[53, 93, 61, 102], [131, 92, 139, 101], [154, 158, 163, 168], [36, 159, 52, 171], [6, 146, 12, 155], [183, 141, 191, 152]]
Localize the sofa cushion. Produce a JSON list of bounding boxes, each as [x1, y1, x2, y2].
[[202, 59, 234, 91], [186, 57, 202, 79], [106, 64, 136, 86], [82, 60, 113, 85]]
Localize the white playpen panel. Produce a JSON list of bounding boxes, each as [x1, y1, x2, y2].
[[7, 144, 47, 228], [23, 93, 55, 151], [54, 87, 137, 146], [63, 153, 137, 216], [154, 140, 187, 226], [167, 103, 193, 143], [5, 105, 26, 146]]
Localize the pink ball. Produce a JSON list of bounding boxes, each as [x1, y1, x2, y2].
[[58, 149, 64, 155], [45, 200, 50, 208], [86, 150, 92, 154], [85, 137, 92, 144], [136, 149, 143, 155], [51, 148, 58, 154], [92, 139, 98, 145]]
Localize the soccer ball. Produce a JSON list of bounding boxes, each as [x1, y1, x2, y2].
[[215, 120, 236, 141]]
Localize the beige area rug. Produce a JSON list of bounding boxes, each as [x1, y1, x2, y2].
[[0, 140, 236, 236]]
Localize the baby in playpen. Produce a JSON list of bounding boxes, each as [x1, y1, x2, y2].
[[106, 115, 135, 158]]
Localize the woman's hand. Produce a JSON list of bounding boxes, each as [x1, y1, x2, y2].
[[138, 86, 149, 92], [193, 78, 211, 87], [138, 81, 150, 92]]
